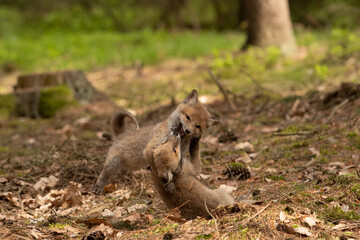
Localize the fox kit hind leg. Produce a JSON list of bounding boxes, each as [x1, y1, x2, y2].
[[93, 155, 124, 194]]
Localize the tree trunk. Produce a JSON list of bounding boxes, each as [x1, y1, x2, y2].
[[242, 0, 297, 55], [14, 70, 96, 118]]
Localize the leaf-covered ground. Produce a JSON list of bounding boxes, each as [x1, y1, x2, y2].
[[0, 59, 360, 240]]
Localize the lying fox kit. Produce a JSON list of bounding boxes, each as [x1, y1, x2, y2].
[[93, 89, 219, 194], [151, 132, 235, 220], [153, 133, 182, 192]]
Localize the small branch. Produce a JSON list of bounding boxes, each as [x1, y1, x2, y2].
[[272, 132, 310, 137], [236, 184, 254, 201], [137, 171, 146, 199], [238, 66, 282, 96], [198, 174, 212, 188], [244, 200, 272, 223], [204, 200, 220, 240], [326, 99, 349, 123], [208, 70, 237, 111]]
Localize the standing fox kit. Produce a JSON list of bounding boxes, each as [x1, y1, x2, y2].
[[93, 89, 219, 194], [151, 132, 235, 220]]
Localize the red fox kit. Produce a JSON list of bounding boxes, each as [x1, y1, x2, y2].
[[151, 132, 235, 220], [93, 90, 219, 194]]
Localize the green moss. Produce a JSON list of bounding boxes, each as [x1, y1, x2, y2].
[[80, 130, 96, 139], [201, 150, 215, 157], [294, 183, 306, 191], [290, 140, 309, 149], [0, 146, 9, 153], [0, 94, 15, 119], [347, 131, 360, 149], [322, 206, 359, 221], [329, 174, 357, 185], [267, 175, 285, 181], [38, 85, 77, 118], [228, 162, 243, 168], [49, 222, 67, 229], [196, 234, 213, 239], [351, 184, 360, 199], [282, 124, 315, 134]]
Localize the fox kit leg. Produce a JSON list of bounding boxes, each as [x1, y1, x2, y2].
[[92, 156, 124, 194], [189, 137, 201, 174]]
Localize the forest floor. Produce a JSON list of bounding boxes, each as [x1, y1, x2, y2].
[[1, 58, 360, 240]]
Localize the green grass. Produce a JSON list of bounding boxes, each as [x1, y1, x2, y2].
[[0, 30, 244, 72]]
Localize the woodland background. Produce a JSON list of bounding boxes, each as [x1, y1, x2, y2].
[[0, 0, 360, 239]]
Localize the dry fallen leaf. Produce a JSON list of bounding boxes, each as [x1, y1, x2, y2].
[[0, 192, 20, 207], [102, 183, 117, 194], [276, 223, 312, 237], [86, 223, 117, 239], [22, 198, 39, 209], [0, 226, 11, 238], [234, 142, 255, 153], [303, 215, 319, 228], [35, 181, 83, 210], [260, 126, 280, 133], [102, 209, 115, 217], [76, 217, 112, 228], [166, 208, 187, 224], [308, 147, 320, 157], [60, 182, 83, 208], [294, 226, 313, 237], [127, 203, 147, 213], [34, 175, 59, 191], [235, 153, 252, 164], [114, 207, 125, 218], [123, 212, 141, 222], [279, 211, 287, 222], [0, 177, 8, 183]]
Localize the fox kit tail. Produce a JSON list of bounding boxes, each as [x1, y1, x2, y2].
[[111, 109, 139, 137]]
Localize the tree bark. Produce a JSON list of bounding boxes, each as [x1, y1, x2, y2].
[[242, 0, 297, 55]]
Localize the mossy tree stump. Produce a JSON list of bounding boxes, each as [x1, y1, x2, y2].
[[14, 70, 95, 118]]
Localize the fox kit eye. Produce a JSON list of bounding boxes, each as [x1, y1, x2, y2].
[[172, 147, 176, 153], [185, 114, 190, 120], [195, 125, 200, 129]]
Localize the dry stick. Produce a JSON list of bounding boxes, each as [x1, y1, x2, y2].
[[198, 174, 212, 188], [208, 70, 237, 111], [204, 200, 220, 240], [238, 67, 282, 96], [137, 171, 146, 199], [326, 98, 349, 123], [244, 200, 273, 223], [238, 67, 264, 92], [18, 186, 24, 213], [237, 184, 255, 202], [272, 131, 310, 137]]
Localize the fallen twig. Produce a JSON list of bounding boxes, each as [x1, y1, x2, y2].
[[208, 70, 237, 111], [237, 184, 255, 201], [244, 200, 273, 223], [204, 200, 220, 240], [326, 98, 349, 123], [272, 132, 311, 137]]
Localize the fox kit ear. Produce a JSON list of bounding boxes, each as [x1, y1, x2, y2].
[[207, 116, 220, 128], [183, 89, 198, 105], [158, 136, 169, 145]]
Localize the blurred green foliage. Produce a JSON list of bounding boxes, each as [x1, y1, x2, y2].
[[208, 26, 360, 94], [0, 0, 359, 109], [0, 29, 244, 71], [0, 94, 15, 119], [0, 0, 359, 73], [38, 85, 77, 118]]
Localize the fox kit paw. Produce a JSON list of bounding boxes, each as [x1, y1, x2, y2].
[[164, 182, 176, 193], [92, 184, 103, 195]]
